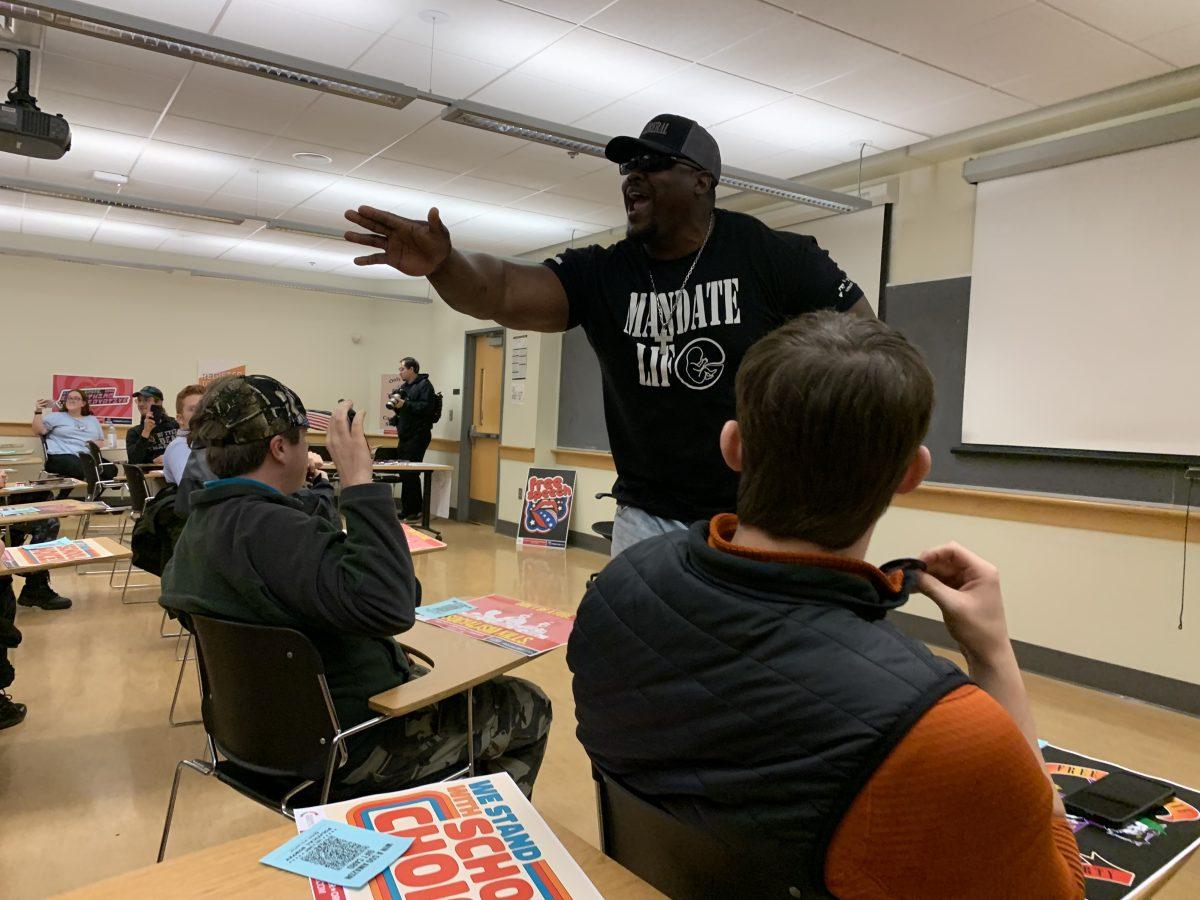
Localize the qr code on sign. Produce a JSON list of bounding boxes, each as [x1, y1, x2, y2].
[[299, 832, 366, 870]]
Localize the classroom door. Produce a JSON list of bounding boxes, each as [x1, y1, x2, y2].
[[467, 331, 503, 523]]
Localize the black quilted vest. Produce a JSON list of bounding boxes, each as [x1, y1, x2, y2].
[[568, 522, 970, 897]]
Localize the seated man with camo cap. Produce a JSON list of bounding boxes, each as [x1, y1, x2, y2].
[[161, 374, 552, 798]]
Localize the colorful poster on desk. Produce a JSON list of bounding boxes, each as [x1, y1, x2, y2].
[[2, 538, 112, 569], [1041, 743, 1200, 898], [52, 374, 134, 424], [424, 594, 574, 656], [517, 468, 577, 550], [294, 772, 602, 900]]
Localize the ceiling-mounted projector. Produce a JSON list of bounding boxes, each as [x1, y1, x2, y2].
[[0, 48, 71, 159]]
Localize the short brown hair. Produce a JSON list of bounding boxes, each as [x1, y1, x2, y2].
[[61, 389, 93, 417], [175, 383, 205, 416], [735, 311, 934, 549]]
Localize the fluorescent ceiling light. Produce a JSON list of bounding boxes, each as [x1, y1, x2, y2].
[[92, 170, 128, 185], [441, 101, 871, 213], [0, 0, 424, 108], [442, 101, 609, 157], [265, 220, 347, 240], [0, 178, 246, 224]]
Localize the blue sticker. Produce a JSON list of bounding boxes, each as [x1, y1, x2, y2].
[[415, 598, 475, 621], [260, 820, 413, 889]]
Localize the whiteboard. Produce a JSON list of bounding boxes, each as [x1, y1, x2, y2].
[[964, 137, 1200, 456], [781, 203, 887, 312]]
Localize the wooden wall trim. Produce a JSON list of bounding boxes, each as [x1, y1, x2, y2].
[[429, 437, 460, 454], [499, 445, 536, 462], [553, 448, 616, 471], [0, 422, 34, 437], [895, 483, 1199, 542]]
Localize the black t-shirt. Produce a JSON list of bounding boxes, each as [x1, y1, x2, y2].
[[544, 208, 863, 523]]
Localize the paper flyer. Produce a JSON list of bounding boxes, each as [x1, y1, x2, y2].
[[1043, 744, 1200, 898], [295, 773, 602, 900], [3, 538, 111, 569], [402, 523, 446, 554], [422, 594, 574, 656]]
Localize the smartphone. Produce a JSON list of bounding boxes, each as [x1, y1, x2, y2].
[[149, 403, 166, 421], [337, 399, 356, 424], [1063, 772, 1174, 829]]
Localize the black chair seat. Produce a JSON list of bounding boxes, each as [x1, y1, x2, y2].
[[213, 759, 323, 810], [591, 521, 614, 541]]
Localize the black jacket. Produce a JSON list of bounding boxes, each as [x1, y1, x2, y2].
[[389, 373, 435, 443], [567, 521, 968, 896], [126, 414, 179, 464], [161, 478, 418, 732]]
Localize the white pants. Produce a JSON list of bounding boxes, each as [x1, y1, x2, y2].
[[610, 504, 688, 557]]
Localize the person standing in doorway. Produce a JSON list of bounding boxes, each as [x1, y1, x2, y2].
[[388, 357, 436, 523], [345, 113, 872, 556]]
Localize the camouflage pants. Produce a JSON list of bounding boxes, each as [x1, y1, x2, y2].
[[336, 675, 552, 798]]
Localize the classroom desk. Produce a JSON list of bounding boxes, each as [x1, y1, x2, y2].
[[369, 620, 534, 717], [323, 462, 453, 538], [1, 537, 130, 575], [57, 819, 665, 899], [0, 477, 84, 497], [0, 499, 105, 526]]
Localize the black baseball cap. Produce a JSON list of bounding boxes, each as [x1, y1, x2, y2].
[[134, 385, 164, 400], [605, 114, 722, 180]]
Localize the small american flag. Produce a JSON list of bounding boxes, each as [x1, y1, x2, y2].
[[306, 409, 332, 432]]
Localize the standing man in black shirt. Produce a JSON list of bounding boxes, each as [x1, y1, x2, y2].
[[388, 357, 436, 522], [127, 386, 179, 465], [345, 114, 872, 555]]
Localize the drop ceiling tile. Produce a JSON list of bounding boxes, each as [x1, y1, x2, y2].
[[353, 36, 507, 97], [440, 175, 536, 204], [42, 28, 193, 82], [32, 90, 162, 139], [803, 57, 979, 125], [701, 126, 789, 169], [894, 87, 1036, 135], [21, 195, 110, 218], [507, 190, 612, 220], [113, 182, 219, 206], [470, 72, 619, 124], [504, 0, 613, 23], [20, 209, 102, 241], [749, 148, 843, 179], [154, 116, 275, 159], [221, 240, 298, 265], [516, 29, 689, 96], [354, 157, 458, 191], [214, 0, 380, 67], [38, 52, 182, 112], [914, 4, 1170, 104], [702, 13, 897, 93], [257, 138, 370, 176], [626, 66, 789, 128], [1046, 0, 1200, 43], [387, 0, 574, 69], [92, 219, 173, 249], [78, 0, 229, 32], [782, 0, 1033, 56], [265, 0, 408, 32], [157, 232, 242, 257], [551, 165, 623, 204], [470, 143, 610, 191], [130, 142, 246, 193], [588, 0, 782, 61], [169, 64, 320, 134], [1139, 23, 1200, 67], [571, 101, 663, 139], [218, 163, 340, 208], [281, 96, 443, 155], [382, 119, 527, 172], [35, 126, 147, 177]]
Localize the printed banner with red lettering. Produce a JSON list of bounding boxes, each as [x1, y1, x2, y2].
[[380, 373, 404, 436], [1042, 743, 1200, 898], [295, 773, 602, 900], [197, 359, 246, 387], [517, 468, 576, 550], [423, 594, 573, 656], [52, 374, 133, 424]]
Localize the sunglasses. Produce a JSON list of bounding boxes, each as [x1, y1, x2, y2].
[[619, 153, 704, 176]]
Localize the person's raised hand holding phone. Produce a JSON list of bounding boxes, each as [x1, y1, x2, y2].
[[327, 400, 373, 488]]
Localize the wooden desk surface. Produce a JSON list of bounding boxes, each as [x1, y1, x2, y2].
[[2, 537, 130, 575], [0, 499, 106, 525], [322, 462, 454, 474], [0, 477, 83, 497], [369, 621, 536, 717], [57, 819, 664, 899]]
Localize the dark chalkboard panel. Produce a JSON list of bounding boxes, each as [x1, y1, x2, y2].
[[557, 325, 609, 452], [885, 277, 1194, 505]]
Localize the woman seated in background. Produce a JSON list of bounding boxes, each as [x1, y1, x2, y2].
[[31, 390, 104, 480]]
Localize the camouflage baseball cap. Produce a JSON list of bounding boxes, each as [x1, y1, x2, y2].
[[191, 374, 308, 446]]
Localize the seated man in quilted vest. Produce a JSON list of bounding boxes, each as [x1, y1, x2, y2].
[[568, 310, 1084, 899]]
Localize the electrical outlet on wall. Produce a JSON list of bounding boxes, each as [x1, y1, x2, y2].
[[518, 487, 524, 500], [449, 409, 454, 421]]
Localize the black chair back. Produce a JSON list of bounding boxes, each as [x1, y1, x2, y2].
[[77, 451, 102, 500], [120, 463, 151, 514], [189, 614, 341, 781], [593, 766, 796, 900], [373, 446, 400, 462]]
